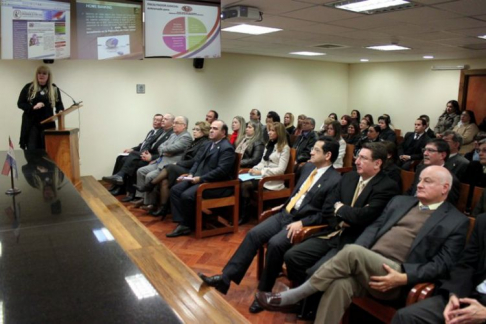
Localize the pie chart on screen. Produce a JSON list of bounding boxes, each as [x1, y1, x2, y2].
[[163, 17, 208, 54]]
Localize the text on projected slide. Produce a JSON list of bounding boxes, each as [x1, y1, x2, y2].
[[75, 0, 142, 60], [144, 1, 221, 58], [1, 0, 71, 59]]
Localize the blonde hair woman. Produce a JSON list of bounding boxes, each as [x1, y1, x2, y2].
[[18, 65, 64, 150]]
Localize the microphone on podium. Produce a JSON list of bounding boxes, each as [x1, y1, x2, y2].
[[58, 87, 82, 106]]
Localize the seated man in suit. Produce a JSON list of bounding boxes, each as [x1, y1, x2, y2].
[[285, 142, 400, 288], [166, 120, 235, 237], [198, 136, 342, 313], [443, 130, 470, 182], [419, 114, 436, 139], [471, 140, 486, 217], [293, 117, 318, 167], [133, 116, 192, 212], [102, 114, 172, 198], [257, 166, 469, 324], [398, 118, 429, 170], [392, 213, 486, 324], [406, 138, 461, 205]]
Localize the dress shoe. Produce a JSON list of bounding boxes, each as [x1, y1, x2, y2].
[[110, 186, 125, 196], [134, 183, 156, 193], [121, 193, 135, 202], [198, 273, 230, 295], [140, 204, 155, 211], [149, 204, 169, 220], [166, 224, 191, 238], [249, 299, 264, 313], [255, 292, 298, 313], [130, 198, 144, 208], [102, 175, 124, 186]]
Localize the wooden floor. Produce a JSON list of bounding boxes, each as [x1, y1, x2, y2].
[[79, 177, 310, 324]]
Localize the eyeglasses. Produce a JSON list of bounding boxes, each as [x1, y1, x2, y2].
[[174, 121, 185, 125], [479, 148, 486, 154], [422, 148, 439, 153], [193, 128, 201, 131]]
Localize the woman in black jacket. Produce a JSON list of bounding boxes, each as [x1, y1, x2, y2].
[[236, 120, 265, 168]]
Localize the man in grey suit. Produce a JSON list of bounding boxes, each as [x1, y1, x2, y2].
[[198, 136, 342, 313], [443, 130, 470, 182], [256, 166, 469, 324], [134, 115, 192, 210]]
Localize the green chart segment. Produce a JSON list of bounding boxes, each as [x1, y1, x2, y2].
[[163, 17, 208, 53]]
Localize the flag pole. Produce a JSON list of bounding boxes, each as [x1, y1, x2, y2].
[[5, 165, 21, 196]]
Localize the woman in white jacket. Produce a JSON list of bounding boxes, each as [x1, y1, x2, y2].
[[239, 122, 290, 224]]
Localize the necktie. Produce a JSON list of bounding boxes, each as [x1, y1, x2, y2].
[[351, 180, 365, 207], [141, 130, 155, 151], [414, 133, 418, 140], [419, 205, 430, 211], [286, 169, 317, 213]]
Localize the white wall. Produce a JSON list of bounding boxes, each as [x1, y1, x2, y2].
[[0, 54, 349, 179], [348, 58, 486, 134]]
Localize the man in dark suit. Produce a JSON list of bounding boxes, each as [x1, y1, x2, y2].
[[198, 136, 342, 313], [284, 142, 400, 287], [398, 118, 429, 170], [166, 120, 235, 237], [407, 138, 461, 205], [420, 114, 436, 139], [257, 166, 469, 324], [392, 213, 486, 324], [293, 117, 318, 165], [103, 114, 174, 201], [443, 130, 470, 182]]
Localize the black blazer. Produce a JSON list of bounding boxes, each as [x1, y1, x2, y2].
[[283, 162, 341, 227], [407, 164, 461, 205], [438, 213, 486, 304], [379, 127, 397, 143], [293, 131, 318, 164], [318, 170, 401, 248], [176, 136, 209, 169], [147, 129, 173, 160], [355, 196, 469, 286], [133, 128, 163, 152], [240, 141, 264, 168], [190, 138, 235, 183], [398, 132, 429, 161]]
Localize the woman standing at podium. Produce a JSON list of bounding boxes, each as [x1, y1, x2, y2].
[[17, 65, 64, 150]]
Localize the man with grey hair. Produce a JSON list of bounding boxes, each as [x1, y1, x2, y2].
[[293, 117, 318, 165], [443, 130, 469, 182], [132, 115, 192, 210], [256, 165, 469, 324]]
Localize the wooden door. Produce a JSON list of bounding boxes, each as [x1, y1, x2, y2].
[[459, 69, 486, 125]]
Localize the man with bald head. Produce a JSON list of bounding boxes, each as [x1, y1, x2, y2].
[[256, 166, 469, 324]]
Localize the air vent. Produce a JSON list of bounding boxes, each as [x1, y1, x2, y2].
[[314, 44, 348, 49]]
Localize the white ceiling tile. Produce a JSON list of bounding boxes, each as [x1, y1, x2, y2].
[[328, 15, 398, 29], [433, 0, 486, 16], [421, 17, 486, 30], [291, 23, 358, 34], [282, 5, 362, 23], [446, 26, 486, 37], [383, 7, 462, 24]]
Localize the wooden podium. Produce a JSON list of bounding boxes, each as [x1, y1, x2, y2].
[[41, 104, 82, 186]]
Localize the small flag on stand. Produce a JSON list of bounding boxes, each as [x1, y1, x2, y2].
[[1, 137, 18, 178]]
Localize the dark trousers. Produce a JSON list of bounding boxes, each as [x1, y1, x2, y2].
[[170, 180, 233, 227], [222, 211, 294, 292], [284, 236, 339, 285], [112, 152, 148, 193]]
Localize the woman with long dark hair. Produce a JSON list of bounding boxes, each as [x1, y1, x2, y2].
[[453, 110, 479, 154]]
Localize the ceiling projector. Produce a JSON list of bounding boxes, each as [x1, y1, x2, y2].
[[221, 6, 262, 22]]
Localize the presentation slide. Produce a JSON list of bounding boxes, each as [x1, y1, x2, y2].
[[75, 0, 142, 60], [144, 1, 221, 58], [1, 0, 71, 59]]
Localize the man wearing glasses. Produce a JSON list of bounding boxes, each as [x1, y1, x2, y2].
[[406, 138, 460, 204]]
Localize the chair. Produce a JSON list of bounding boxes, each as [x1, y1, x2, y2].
[[343, 144, 355, 168], [456, 183, 471, 214], [400, 169, 415, 194], [194, 153, 242, 239], [252, 148, 297, 219], [471, 186, 485, 214], [342, 216, 477, 324], [394, 129, 401, 138]]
